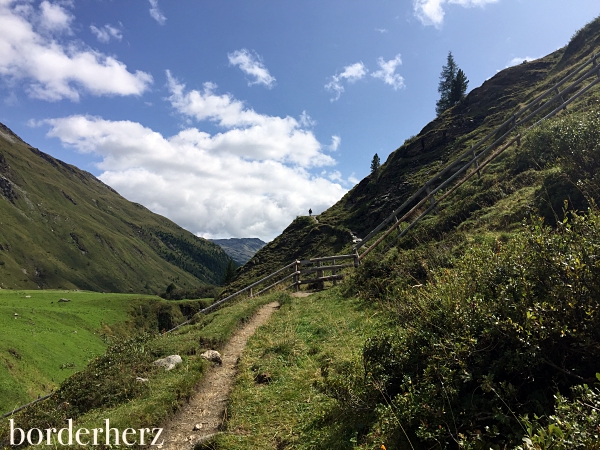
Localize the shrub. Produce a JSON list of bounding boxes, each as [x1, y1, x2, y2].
[[325, 210, 600, 449]]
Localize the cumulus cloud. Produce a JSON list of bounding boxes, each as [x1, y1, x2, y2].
[[228, 49, 276, 88], [43, 114, 347, 241], [414, 0, 499, 27], [325, 62, 367, 101], [38, 0, 73, 34], [90, 23, 122, 44], [0, 0, 152, 101], [149, 0, 166, 25], [41, 75, 348, 240], [371, 54, 405, 90]]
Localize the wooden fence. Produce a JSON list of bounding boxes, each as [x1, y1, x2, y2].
[[5, 51, 600, 422], [168, 52, 600, 327]]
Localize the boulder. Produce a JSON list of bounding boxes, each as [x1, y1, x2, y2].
[[58, 298, 71, 303], [153, 355, 183, 371], [200, 350, 222, 365]]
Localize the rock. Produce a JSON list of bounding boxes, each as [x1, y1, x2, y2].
[[200, 350, 222, 365], [193, 424, 202, 431], [58, 298, 71, 302], [153, 355, 182, 371]]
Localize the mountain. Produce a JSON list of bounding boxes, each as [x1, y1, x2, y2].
[[0, 124, 231, 293], [226, 15, 600, 293], [210, 238, 266, 266]]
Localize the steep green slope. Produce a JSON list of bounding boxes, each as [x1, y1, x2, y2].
[[229, 16, 600, 293], [0, 125, 231, 292]]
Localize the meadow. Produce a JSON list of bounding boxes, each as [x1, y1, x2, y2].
[[0, 290, 201, 415]]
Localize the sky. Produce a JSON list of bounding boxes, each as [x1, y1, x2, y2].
[[1, 0, 599, 242]]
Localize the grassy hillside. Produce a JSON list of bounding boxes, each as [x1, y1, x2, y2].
[[0, 289, 209, 416], [0, 291, 283, 448], [0, 126, 231, 292], [227, 16, 600, 295], [210, 17, 600, 450]]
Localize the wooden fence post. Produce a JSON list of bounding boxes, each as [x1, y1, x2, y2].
[[425, 183, 438, 214], [472, 147, 481, 178], [332, 258, 337, 286], [294, 260, 300, 292]]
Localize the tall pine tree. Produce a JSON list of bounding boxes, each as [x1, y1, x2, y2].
[[436, 52, 469, 116]]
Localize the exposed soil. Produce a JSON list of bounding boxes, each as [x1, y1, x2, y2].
[[157, 301, 280, 449]]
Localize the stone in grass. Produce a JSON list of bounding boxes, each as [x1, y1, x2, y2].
[[200, 350, 222, 365], [153, 355, 183, 371], [58, 298, 71, 303]]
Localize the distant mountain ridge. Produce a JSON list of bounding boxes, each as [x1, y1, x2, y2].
[[0, 123, 231, 292], [210, 238, 266, 266]]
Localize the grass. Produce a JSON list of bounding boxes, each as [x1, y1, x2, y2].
[[0, 291, 279, 448], [0, 289, 209, 416], [207, 288, 385, 450]]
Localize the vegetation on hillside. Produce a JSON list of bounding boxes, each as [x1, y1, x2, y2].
[[0, 290, 211, 415], [0, 292, 280, 448], [0, 125, 231, 292], [213, 17, 600, 450]]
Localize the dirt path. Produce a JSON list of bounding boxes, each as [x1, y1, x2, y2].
[[157, 301, 280, 449]]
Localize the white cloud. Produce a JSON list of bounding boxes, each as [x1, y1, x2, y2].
[[148, 0, 166, 25], [299, 110, 316, 128], [375, 28, 389, 33], [0, 0, 152, 101], [507, 56, 538, 67], [371, 54, 405, 90], [325, 62, 367, 101], [329, 135, 341, 151], [39, 0, 73, 34], [90, 23, 122, 44], [348, 173, 359, 185], [328, 170, 343, 182], [43, 114, 347, 241], [228, 49, 276, 88], [414, 0, 499, 27], [166, 71, 333, 168]]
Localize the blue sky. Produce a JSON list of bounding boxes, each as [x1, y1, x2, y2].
[[1, 0, 599, 241]]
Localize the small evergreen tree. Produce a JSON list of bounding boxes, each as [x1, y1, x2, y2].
[[221, 259, 236, 285], [436, 52, 468, 116], [450, 68, 469, 105], [371, 153, 381, 176]]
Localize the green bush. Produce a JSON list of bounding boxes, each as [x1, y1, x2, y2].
[[325, 210, 600, 449], [516, 383, 600, 450]]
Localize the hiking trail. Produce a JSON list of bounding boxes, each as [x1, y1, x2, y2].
[[158, 301, 280, 449]]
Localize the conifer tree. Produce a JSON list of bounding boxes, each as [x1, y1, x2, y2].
[[221, 259, 236, 285], [436, 52, 469, 116], [371, 153, 381, 177]]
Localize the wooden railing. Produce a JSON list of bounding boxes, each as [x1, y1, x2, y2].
[[6, 52, 600, 423], [355, 52, 600, 260], [171, 52, 600, 327]]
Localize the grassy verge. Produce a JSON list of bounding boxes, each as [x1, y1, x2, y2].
[[208, 288, 385, 450], [0, 290, 170, 415], [0, 292, 278, 449]]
